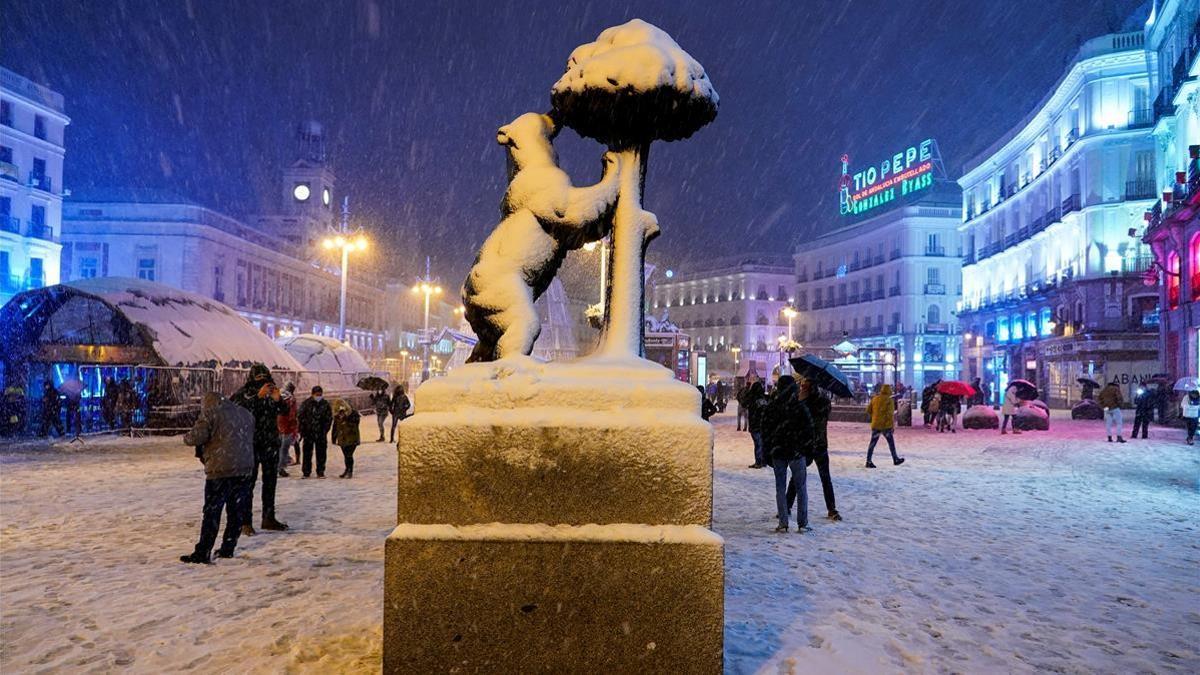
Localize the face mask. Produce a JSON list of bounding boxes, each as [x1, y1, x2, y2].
[[313, 395, 323, 401]]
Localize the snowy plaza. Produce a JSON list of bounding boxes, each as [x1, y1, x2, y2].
[[1, 411, 1196, 673]]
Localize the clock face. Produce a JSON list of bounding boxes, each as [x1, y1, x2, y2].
[[322, 187, 331, 206], [293, 183, 311, 201]]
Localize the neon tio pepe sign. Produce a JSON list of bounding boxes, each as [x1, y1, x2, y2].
[[839, 139, 936, 216]]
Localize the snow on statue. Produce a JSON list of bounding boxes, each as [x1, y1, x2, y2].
[[462, 112, 623, 362], [552, 18, 718, 359]]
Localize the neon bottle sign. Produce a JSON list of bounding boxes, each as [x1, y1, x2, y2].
[[839, 139, 937, 216]]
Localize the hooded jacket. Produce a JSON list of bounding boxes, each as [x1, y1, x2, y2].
[[230, 364, 289, 448], [867, 384, 895, 431], [184, 397, 255, 479], [1097, 383, 1124, 410], [332, 399, 361, 447]]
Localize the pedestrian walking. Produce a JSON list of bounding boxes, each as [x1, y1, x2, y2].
[[180, 392, 255, 564], [116, 379, 136, 429], [736, 375, 758, 432], [1000, 383, 1022, 435], [698, 386, 718, 421], [1180, 390, 1199, 445], [371, 388, 390, 442], [332, 399, 361, 478], [938, 393, 960, 433], [865, 383, 904, 468], [388, 384, 411, 443], [790, 378, 839, 521], [1131, 385, 1155, 439], [920, 381, 938, 427], [762, 375, 814, 532], [298, 386, 332, 478], [100, 377, 118, 429], [38, 381, 63, 438], [230, 364, 290, 534], [928, 391, 942, 430], [2, 384, 24, 436], [1097, 381, 1126, 443], [277, 382, 300, 475], [744, 380, 768, 468]]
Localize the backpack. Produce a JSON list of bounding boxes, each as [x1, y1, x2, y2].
[[928, 393, 941, 413]]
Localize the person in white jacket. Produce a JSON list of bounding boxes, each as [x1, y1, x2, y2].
[[1000, 384, 1021, 435]]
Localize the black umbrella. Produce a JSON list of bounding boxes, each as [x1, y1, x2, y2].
[[789, 354, 854, 399], [1008, 379, 1038, 401], [1076, 377, 1100, 389], [356, 376, 389, 391]]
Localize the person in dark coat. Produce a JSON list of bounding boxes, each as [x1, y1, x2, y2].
[[180, 392, 255, 563], [332, 399, 361, 478], [230, 363, 289, 533], [698, 386, 718, 421], [920, 381, 939, 427], [744, 380, 768, 468], [371, 388, 390, 442], [762, 375, 814, 533], [789, 379, 840, 521], [1131, 385, 1155, 439], [388, 384, 411, 443], [298, 385, 333, 478], [100, 377, 118, 429], [38, 381, 63, 437]]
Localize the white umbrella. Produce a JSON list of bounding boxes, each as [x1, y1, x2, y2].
[[1174, 376, 1200, 392]]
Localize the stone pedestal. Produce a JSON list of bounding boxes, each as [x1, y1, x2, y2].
[[384, 356, 722, 673]]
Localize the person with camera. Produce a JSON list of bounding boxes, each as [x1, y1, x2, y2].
[[231, 364, 290, 534]]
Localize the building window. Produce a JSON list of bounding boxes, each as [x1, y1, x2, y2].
[[137, 258, 157, 281], [1166, 252, 1180, 309], [1190, 233, 1200, 301], [927, 304, 940, 325], [926, 267, 940, 285], [0, 100, 10, 127], [79, 257, 98, 279], [30, 204, 45, 226], [33, 115, 47, 140], [0, 145, 11, 164], [756, 285, 768, 300], [0, 251, 9, 286], [28, 257, 44, 288], [213, 266, 224, 300]]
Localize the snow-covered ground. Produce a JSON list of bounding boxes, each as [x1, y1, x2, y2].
[[1, 412, 1197, 673]]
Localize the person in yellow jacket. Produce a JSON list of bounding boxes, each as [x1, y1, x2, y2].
[[865, 383, 905, 468]]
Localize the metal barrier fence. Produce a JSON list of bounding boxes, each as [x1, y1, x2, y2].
[[3, 364, 386, 439]]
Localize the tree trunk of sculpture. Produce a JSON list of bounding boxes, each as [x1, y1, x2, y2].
[[600, 142, 651, 359]]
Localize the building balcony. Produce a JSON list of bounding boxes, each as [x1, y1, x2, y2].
[[1061, 193, 1081, 215], [795, 272, 808, 283], [1125, 179, 1156, 201], [0, 274, 23, 293], [964, 250, 976, 265], [1, 215, 19, 234], [1121, 255, 1154, 275], [27, 174, 52, 193], [924, 283, 946, 295], [1045, 205, 1062, 225], [888, 285, 900, 297], [1030, 217, 1047, 235], [924, 323, 950, 334], [887, 323, 902, 334], [0, 161, 18, 182], [871, 288, 884, 300], [1128, 108, 1154, 129], [811, 298, 823, 310], [924, 245, 945, 256], [872, 254, 884, 265], [847, 294, 860, 304], [889, 249, 901, 260], [28, 224, 54, 241]]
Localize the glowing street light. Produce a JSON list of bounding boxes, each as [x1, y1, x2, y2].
[[782, 306, 798, 342], [321, 197, 368, 342], [411, 257, 443, 382]]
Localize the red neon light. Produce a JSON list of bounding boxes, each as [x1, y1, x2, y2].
[[850, 161, 933, 202]]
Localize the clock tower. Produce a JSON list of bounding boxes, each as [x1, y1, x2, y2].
[[258, 120, 337, 252]]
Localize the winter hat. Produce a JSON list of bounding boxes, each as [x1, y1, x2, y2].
[[248, 363, 273, 383]]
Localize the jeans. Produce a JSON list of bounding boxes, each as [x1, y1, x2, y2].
[[279, 434, 299, 464], [1131, 412, 1150, 438], [1001, 414, 1014, 432], [1185, 418, 1197, 443], [194, 476, 251, 558], [789, 452, 835, 514], [389, 414, 404, 443], [376, 412, 388, 439], [866, 429, 898, 463], [774, 457, 806, 528], [248, 443, 280, 523], [302, 436, 327, 477], [750, 431, 765, 466], [341, 444, 358, 476], [1104, 408, 1124, 437]]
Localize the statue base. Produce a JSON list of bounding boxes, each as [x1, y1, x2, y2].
[[384, 357, 722, 673]]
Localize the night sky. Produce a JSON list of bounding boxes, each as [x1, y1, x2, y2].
[[1, 0, 1145, 284]]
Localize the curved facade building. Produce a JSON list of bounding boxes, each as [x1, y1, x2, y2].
[[958, 27, 1161, 407]]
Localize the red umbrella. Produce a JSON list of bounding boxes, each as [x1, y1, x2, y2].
[[936, 380, 976, 397]]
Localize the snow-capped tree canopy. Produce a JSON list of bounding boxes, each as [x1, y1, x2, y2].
[[551, 18, 718, 145]]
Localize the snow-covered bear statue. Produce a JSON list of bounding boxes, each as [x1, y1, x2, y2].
[[462, 112, 623, 362]]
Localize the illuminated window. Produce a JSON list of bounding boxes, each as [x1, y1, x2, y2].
[[997, 317, 1010, 343], [1026, 312, 1037, 340], [1011, 314, 1024, 341], [1167, 252, 1180, 309], [1039, 307, 1052, 336], [1191, 233, 1200, 301]]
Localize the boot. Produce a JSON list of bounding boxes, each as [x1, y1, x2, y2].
[[828, 510, 842, 521], [1117, 436, 1126, 443], [773, 524, 788, 533], [261, 517, 288, 531], [241, 524, 256, 537], [1107, 436, 1113, 442], [865, 461, 877, 468], [180, 553, 212, 564], [278, 468, 289, 477], [893, 457, 906, 466]]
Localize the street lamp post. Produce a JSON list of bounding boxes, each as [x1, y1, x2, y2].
[[321, 197, 367, 343], [782, 306, 797, 343], [411, 257, 443, 382], [399, 348, 409, 384]]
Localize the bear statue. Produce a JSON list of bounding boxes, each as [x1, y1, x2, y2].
[[462, 112, 624, 363]]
